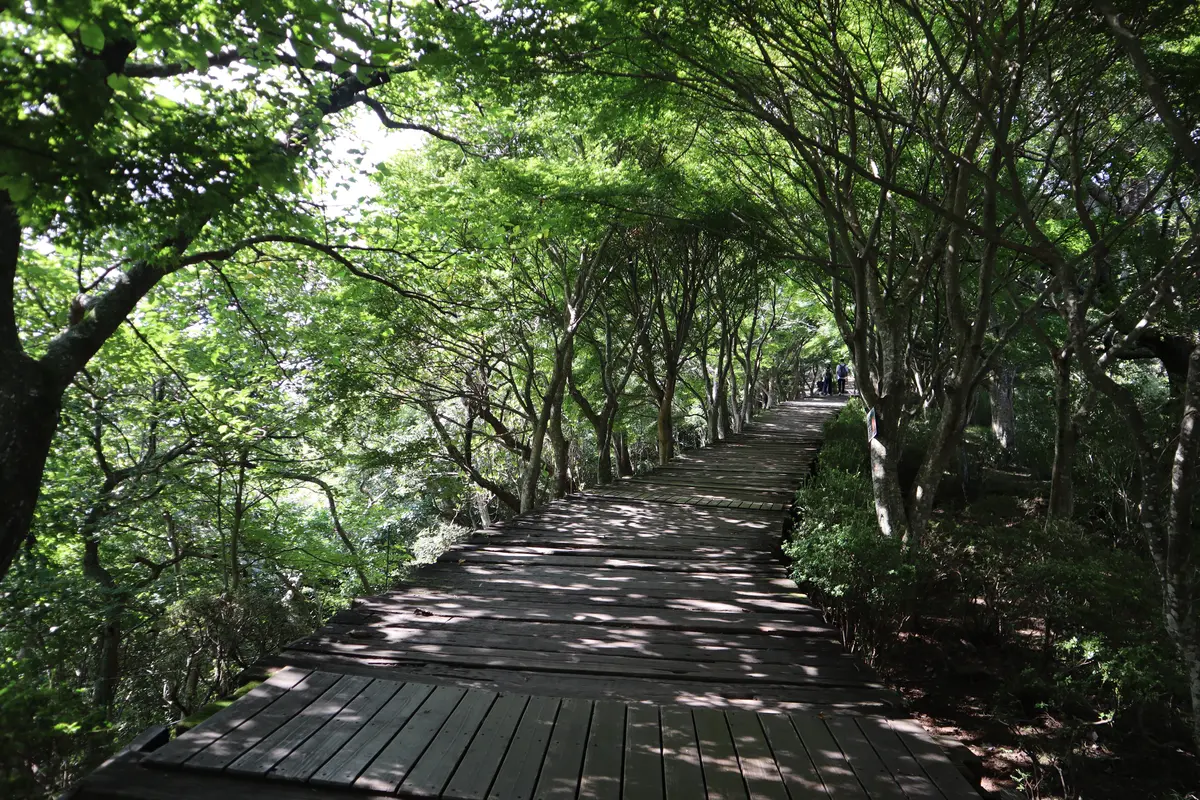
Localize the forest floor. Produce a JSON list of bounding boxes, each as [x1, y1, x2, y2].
[[879, 629, 1199, 800], [867, 466, 1200, 800]]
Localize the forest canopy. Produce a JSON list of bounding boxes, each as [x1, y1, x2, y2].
[[2, 0, 1198, 796]]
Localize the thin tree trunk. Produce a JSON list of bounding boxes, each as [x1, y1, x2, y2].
[[0, 355, 62, 578], [1048, 354, 1076, 519], [867, 404, 910, 539], [1167, 335, 1200, 750], [989, 363, 1017, 454], [82, 533, 122, 713], [614, 430, 633, 477], [229, 452, 247, 592], [656, 372, 676, 464], [596, 418, 614, 484], [474, 494, 492, 528], [549, 388, 570, 498]]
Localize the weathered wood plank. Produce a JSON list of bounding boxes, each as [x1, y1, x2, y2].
[[145, 667, 311, 767], [268, 678, 402, 782], [887, 718, 982, 799], [726, 710, 789, 800], [309, 682, 434, 787], [577, 700, 625, 800], [692, 708, 749, 800], [186, 670, 341, 771], [661, 707, 705, 800], [317, 596, 842, 639], [290, 636, 872, 688], [354, 684, 466, 792], [442, 694, 529, 800], [825, 716, 907, 800], [534, 697, 592, 800], [488, 695, 559, 800], [399, 689, 496, 797], [788, 714, 868, 799], [314, 618, 845, 661], [623, 705, 663, 800], [757, 713, 828, 799], [227, 673, 370, 776], [853, 717, 942, 800]]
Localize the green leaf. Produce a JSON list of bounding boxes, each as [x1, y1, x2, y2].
[[79, 22, 105, 52], [106, 74, 130, 92], [60, 16, 82, 33], [295, 42, 317, 69], [0, 176, 32, 203]]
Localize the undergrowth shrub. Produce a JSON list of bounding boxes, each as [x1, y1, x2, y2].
[[786, 402, 1183, 730], [786, 402, 922, 655]]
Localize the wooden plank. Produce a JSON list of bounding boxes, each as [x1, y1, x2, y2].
[[268, 678, 403, 781], [443, 694, 529, 800], [355, 684, 467, 792], [661, 707, 705, 800], [853, 717, 941, 800], [623, 705, 663, 800], [788, 714, 867, 799], [317, 618, 844, 660], [448, 552, 787, 574], [186, 670, 341, 771], [372, 585, 813, 616], [887, 718, 982, 799], [310, 681, 434, 787], [757, 713, 828, 800], [534, 697, 593, 800], [76, 751, 397, 800], [824, 716, 907, 800], [145, 667, 311, 767], [577, 700, 625, 800], [725, 711, 788, 800], [692, 708, 748, 800], [227, 673, 371, 775], [488, 695, 559, 800], [293, 634, 869, 688], [334, 596, 838, 638], [400, 689, 497, 797]]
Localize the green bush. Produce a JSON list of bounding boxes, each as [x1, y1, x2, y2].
[[786, 403, 921, 655], [0, 656, 113, 799], [786, 402, 1183, 727]]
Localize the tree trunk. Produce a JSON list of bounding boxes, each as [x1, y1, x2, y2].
[[0, 355, 63, 579], [549, 389, 570, 498], [727, 355, 742, 435], [81, 532, 122, 714], [229, 452, 248, 592], [656, 372, 676, 464], [989, 363, 1017, 455], [595, 399, 622, 485], [740, 349, 755, 425], [715, 352, 731, 441], [906, 381, 977, 548], [867, 403, 910, 540], [705, 401, 720, 445], [596, 419, 614, 485], [518, 421, 547, 513], [1048, 354, 1076, 519], [614, 430, 633, 477], [1166, 335, 1200, 751], [474, 494, 492, 528], [94, 606, 123, 712]]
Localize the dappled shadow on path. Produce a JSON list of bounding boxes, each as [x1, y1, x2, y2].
[[275, 400, 891, 714]]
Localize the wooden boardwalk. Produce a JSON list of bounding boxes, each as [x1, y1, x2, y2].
[[72, 398, 981, 800]]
